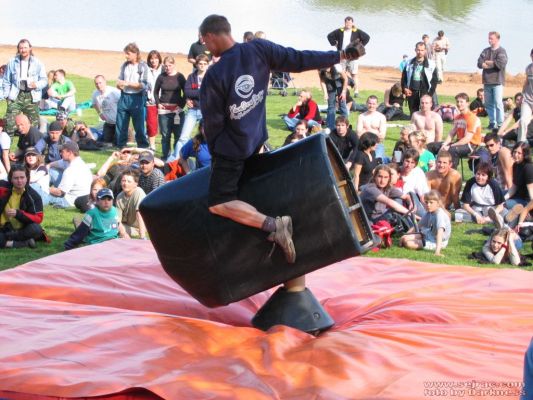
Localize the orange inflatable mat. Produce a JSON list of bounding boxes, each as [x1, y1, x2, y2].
[[0, 239, 531, 400]]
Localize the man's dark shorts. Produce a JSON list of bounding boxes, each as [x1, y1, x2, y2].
[[208, 154, 246, 207]]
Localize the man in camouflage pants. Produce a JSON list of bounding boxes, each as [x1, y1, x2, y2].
[[1, 39, 47, 135]]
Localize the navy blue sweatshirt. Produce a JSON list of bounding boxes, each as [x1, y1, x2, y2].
[[200, 39, 340, 160]]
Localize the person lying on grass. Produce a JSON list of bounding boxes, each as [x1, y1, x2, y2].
[[399, 189, 451, 256]]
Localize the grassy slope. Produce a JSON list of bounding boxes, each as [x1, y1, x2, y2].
[[0, 75, 530, 271]]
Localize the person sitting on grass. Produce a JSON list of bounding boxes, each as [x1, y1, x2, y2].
[[392, 124, 415, 161], [64, 188, 127, 250], [399, 190, 451, 257], [456, 161, 505, 224], [0, 165, 44, 249], [328, 115, 358, 170], [115, 169, 147, 239], [408, 130, 435, 172], [353, 131, 379, 191], [283, 90, 322, 131], [47, 69, 77, 113], [178, 121, 212, 173], [426, 150, 462, 210], [360, 164, 414, 225]]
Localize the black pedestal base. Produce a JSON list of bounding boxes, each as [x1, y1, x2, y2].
[[251, 287, 335, 333]]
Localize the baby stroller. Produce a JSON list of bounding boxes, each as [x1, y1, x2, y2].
[[268, 71, 297, 96]]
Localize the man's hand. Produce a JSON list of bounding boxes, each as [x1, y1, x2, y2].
[[344, 39, 365, 61], [5, 208, 16, 218], [8, 152, 16, 161], [403, 88, 413, 97], [186, 99, 194, 108]]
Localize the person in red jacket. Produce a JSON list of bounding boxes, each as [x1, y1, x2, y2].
[[283, 90, 322, 131], [0, 164, 44, 248]]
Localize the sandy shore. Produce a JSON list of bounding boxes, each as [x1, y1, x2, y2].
[[0, 45, 525, 97]]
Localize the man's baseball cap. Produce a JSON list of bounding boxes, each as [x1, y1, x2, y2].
[[24, 146, 40, 156], [60, 141, 79, 153], [139, 151, 154, 163], [49, 121, 63, 132], [56, 111, 68, 121], [96, 188, 114, 200]]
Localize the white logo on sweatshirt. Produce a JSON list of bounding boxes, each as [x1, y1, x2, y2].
[[235, 75, 254, 98]]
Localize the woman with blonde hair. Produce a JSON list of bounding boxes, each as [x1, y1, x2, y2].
[[408, 130, 435, 172]]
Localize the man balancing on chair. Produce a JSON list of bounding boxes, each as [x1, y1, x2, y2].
[[199, 14, 362, 293]]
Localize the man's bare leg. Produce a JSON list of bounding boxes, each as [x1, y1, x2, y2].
[[209, 199, 266, 228], [209, 199, 296, 264]]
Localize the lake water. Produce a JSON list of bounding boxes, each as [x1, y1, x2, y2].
[[0, 0, 531, 73]]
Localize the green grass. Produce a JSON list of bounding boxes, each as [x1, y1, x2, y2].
[[0, 76, 530, 272]]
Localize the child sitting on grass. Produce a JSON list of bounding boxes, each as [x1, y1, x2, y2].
[[399, 190, 451, 256], [64, 188, 126, 250]]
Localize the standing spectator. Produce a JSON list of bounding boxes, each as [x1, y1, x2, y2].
[[401, 41, 438, 115], [47, 69, 77, 112], [0, 127, 10, 176], [422, 34, 433, 61], [115, 169, 147, 239], [1, 39, 47, 135], [46, 141, 92, 209], [470, 88, 488, 117], [116, 43, 149, 149], [520, 48, 533, 143], [187, 33, 212, 67], [23, 147, 49, 205], [319, 65, 348, 131], [64, 188, 126, 250], [477, 31, 508, 130], [432, 30, 450, 83], [440, 93, 485, 168], [399, 54, 408, 72], [9, 114, 42, 163], [327, 16, 370, 97], [504, 142, 533, 209], [39, 70, 55, 110], [356, 95, 387, 160], [0, 165, 44, 249], [353, 131, 379, 190], [154, 56, 186, 160], [484, 132, 514, 191], [426, 150, 462, 210], [177, 54, 209, 160], [283, 90, 322, 131], [92, 75, 120, 145], [145, 50, 162, 152], [329, 115, 358, 170], [138, 151, 165, 195], [410, 94, 444, 154], [399, 190, 451, 256]]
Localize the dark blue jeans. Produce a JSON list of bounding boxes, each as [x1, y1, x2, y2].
[[522, 338, 532, 400], [159, 112, 183, 160], [116, 92, 148, 148]]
